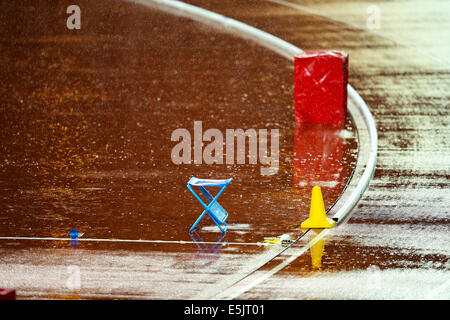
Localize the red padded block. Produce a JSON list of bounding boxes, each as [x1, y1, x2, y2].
[[294, 50, 348, 124], [0, 288, 16, 300]]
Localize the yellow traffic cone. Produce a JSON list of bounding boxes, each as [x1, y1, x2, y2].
[[301, 186, 336, 229]]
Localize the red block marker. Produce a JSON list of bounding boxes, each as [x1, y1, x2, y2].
[[0, 288, 16, 300], [294, 50, 348, 124]]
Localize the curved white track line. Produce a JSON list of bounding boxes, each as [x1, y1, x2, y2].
[[128, 0, 378, 299]]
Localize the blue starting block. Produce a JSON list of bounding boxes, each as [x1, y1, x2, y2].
[[187, 177, 232, 233]]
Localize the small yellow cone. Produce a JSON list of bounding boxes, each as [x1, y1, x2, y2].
[[301, 186, 336, 229]]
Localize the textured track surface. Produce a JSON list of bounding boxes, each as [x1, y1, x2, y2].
[[0, 0, 449, 299], [182, 0, 450, 299], [0, 0, 357, 299]]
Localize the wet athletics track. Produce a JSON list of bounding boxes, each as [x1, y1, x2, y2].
[[0, 0, 449, 299]]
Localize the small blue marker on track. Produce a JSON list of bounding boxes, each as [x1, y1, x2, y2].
[[70, 229, 79, 239]]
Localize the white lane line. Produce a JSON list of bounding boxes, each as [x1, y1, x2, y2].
[[0, 236, 310, 247], [0, 236, 270, 246], [215, 229, 330, 299], [425, 279, 450, 299]]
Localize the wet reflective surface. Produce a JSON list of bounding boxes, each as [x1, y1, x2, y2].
[[1, 0, 448, 299], [0, 0, 359, 298], [182, 0, 450, 299]]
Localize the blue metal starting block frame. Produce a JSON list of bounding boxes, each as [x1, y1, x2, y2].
[[187, 177, 232, 233]]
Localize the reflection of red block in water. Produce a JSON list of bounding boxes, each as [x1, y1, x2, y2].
[[294, 50, 348, 124], [0, 288, 16, 300], [293, 123, 344, 189]]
